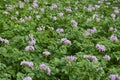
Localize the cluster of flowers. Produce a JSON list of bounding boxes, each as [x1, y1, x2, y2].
[[71, 19, 78, 28], [37, 26, 45, 31], [83, 55, 98, 62], [39, 64, 51, 75], [96, 44, 106, 52], [56, 28, 64, 33], [111, 7, 120, 20], [109, 74, 120, 80], [103, 55, 111, 61], [0, 37, 9, 44], [21, 61, 51, 80], [20, 61, 34, 68], [110, 34, 118, 42], [21, 56, 77, 80], [85, 0, 120, 21], [92, 13, 100, 22], [83, 54, 110, 62], [84, 27, 97, 36], [50, 4, 57, 10], [86, 4, 96, 12], [66, 7, 72, 13], [25, 34, 36, 51], [19, 0, 39, 9], [66, 55, 77, 62], [21, 60, 33, 80], [7, 0, 43, 23], [60, 38, 71, 45], [86, 2, 101, 12]]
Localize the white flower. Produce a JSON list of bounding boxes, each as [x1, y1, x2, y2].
[[43, 51, 51, 56]]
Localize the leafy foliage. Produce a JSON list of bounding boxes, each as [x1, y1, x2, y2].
[[0, 0, 120, 80]]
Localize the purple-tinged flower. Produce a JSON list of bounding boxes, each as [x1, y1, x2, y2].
[[61, 38, 67, 42], [103, 55, 111, 61], [111, 13, 116, 19], [117, 76, 120, 80], [71, 20, 78, 28], [4, 39, 9, 44], [20, 18, 25, 23], [114, 9, 119, 14], [110, 35, 118, 42], [93, 14, 98, 18], [47, 68, 51, 75], [83, 55, 98, 62], [93, 14, 100, 22], [64, 39, 71, 45], [56, 28, 64, 33], [58, 12, 63, 16], [43, 50, 51, 56], [84, 27, 97, 36], [29, 39, 36, 45], [50, 4, 57, 10], [23, 76, 32, 80], [96, 44, 106, 52], [21, 61, 34, 68], [25, 46, 34, 51], [90, 27, 97, 33], [19, 1, 24, 9], [86, 4, 95, 12], [66, 7, 72, 13], [66, 56, 77, 61], [61, 38, 71, 45], [109, 74, 118, 80], [40, 8, 44, 12], [40, 64, 51, 75], [32, 2, 38, 8], [0, 37, 9, 44]]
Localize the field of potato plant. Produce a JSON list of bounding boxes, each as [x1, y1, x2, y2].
[[0, 0, 120, 80]]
